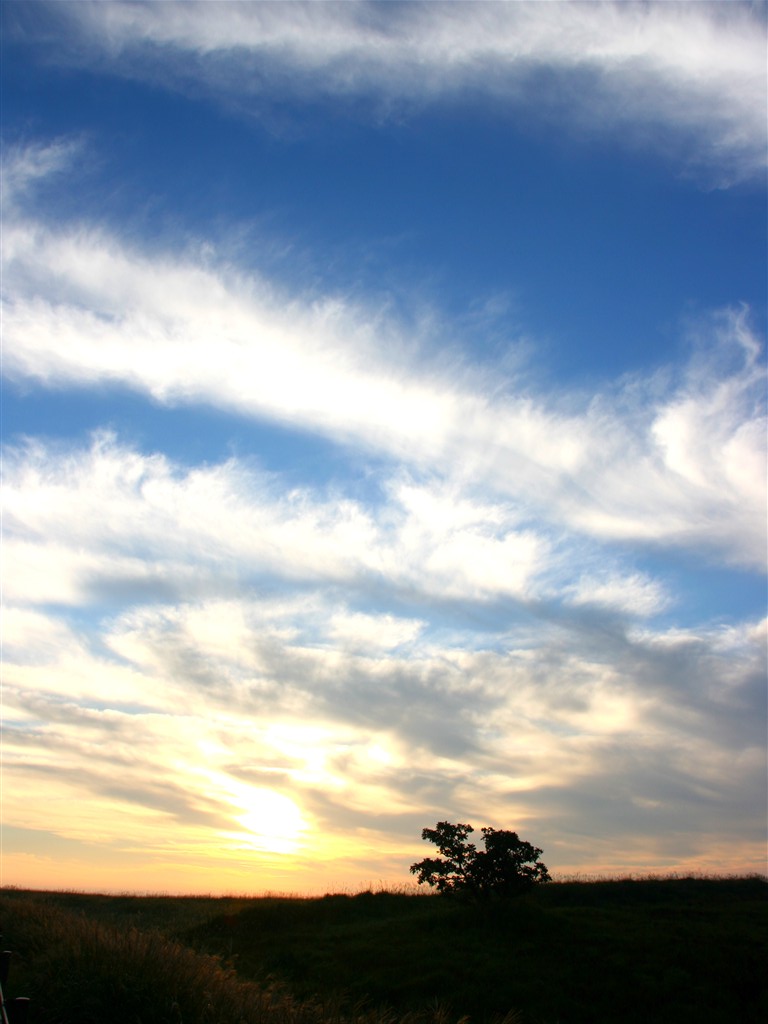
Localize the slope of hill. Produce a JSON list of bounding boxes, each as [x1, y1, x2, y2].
[[1, 877, 765, 1023]]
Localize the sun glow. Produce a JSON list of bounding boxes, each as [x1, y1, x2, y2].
[[233, 787, 307, 855]]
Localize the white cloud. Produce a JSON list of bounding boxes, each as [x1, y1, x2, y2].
[[0, 432, 551, 608], [565, 572, 669, 618], [43, 0, 768, 182], [3, 181, 765, 570], [0, 137, 81, 209], [650, 308, 766, 504], [328, 611, 424, 652]]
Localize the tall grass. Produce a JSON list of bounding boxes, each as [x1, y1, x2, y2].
[[0, 894, 467, 1024], [2, 877, 766, 1024]]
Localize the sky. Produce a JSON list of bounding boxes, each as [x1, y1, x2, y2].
[[1, 0, 766, 896]]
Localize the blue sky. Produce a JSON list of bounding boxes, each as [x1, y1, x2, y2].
[[1, 1, 766, 894]]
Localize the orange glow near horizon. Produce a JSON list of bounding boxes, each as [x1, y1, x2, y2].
[[2, 819, 766, 899]]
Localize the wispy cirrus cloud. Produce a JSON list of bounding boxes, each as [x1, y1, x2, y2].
[[0, 136, 81, 209], [3, 153, 765, 571], [12, 0, 766, 182], [1, 433, 548, 609]]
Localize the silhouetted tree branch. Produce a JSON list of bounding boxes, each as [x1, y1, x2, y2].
[[410, 821, 550, 899]]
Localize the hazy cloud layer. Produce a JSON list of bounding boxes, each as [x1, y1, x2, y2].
[[3, 593, 765, 881]]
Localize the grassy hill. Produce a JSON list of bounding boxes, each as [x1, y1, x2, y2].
[[1, 877, 766, 1024]]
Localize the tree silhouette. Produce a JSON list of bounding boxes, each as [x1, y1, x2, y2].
[[410, 821, 550, 898]]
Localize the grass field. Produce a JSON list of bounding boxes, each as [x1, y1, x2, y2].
[[1, 876, 766, 1024]]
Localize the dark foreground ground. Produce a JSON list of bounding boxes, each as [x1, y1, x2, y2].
[[1, 876, 766, 1024]]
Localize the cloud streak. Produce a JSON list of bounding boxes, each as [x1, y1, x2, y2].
[[3, 166, 765, 571], [17, 0, 767, 182]]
